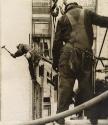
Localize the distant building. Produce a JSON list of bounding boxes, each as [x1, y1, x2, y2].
[[31, 0, 56, 119]]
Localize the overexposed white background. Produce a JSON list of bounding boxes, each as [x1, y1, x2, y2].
[[1, 0, 32, 121]]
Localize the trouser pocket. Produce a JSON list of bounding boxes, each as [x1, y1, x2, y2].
[[82, 52, 93, 70]]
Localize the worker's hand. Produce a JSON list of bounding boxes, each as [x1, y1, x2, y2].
[[52, 64, 58, 72], [11, 54, 16, 58], [25, 52, 31, 59]]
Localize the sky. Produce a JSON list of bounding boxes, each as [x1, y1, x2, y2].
[[1, 0, 32, 121]]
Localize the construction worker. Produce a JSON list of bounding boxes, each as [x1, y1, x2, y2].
[[11, 44, 41, 83], [52, 2, 108, 125]]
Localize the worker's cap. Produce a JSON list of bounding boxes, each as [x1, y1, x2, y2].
[[64, 0, 82, 12], [64, 0, 79, 5]]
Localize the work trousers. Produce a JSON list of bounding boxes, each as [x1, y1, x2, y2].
[[57, 43, 94, 124], [27, 49, 41, 80]]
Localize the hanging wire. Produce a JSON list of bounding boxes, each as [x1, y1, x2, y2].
[[50, 0, 59, 32]]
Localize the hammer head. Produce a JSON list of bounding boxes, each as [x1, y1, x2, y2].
[[1, 45, 5, 48]]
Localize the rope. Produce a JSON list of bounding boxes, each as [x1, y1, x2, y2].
[[95, 28, 108, 68], [1, 90, 108, 125], [50, 0, 59, 31]]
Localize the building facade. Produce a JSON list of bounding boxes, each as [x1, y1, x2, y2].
[[31, 0, 56, 119]]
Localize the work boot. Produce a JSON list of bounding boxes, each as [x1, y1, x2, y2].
[[90, 119, 98, 125], [54, 121, 65, 125], [54, 122, 64, 125]]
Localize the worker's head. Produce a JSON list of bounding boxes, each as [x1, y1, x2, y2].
[[63, 0, 80, 5], [16, 43, 31, 54], [64, 1, 82, 13], [16, 43, 24, 49]]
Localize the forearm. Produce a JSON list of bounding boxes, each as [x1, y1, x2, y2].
[[91, 10, 108, 27], [13, 50, 24, 57], [52, 39, 63, 70]]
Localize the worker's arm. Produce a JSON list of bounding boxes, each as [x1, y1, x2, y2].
[[11, 50, 24, 58], [52, 17, 64, 71], [11, 45, 25, 58], [52, 15, 71, 71], [89, 10, 108, 27]]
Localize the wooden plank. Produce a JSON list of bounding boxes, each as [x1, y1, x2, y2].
[[66, 120, 108, 125]]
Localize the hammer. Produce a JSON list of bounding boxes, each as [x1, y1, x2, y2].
[[1, 45, 13, 55]]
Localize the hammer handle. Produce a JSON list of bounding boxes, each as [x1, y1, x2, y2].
[[4, 48, 12, 54]]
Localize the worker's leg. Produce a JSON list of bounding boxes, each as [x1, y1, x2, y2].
[[28, 60, 36, 80], [78, 69, 94, 119], [56, 62, 76, 124], [56, 45, 77, 124]]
